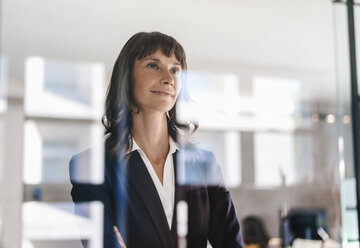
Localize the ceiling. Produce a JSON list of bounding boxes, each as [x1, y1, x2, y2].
[[1, 0, 343, 104]]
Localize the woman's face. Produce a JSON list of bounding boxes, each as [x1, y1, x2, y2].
[[132, 50, 183, 114]]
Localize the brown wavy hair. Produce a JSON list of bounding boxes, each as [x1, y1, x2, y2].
[[102, 31, 197, 159]]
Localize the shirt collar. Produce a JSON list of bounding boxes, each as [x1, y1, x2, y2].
[[124, 136, 179, 158]]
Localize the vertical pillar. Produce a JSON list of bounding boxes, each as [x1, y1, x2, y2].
[[346, 0, 360, 241], [241, 132, 255, 185], [2, 95, 24, 248]]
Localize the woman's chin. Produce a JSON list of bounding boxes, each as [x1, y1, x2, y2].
[[150, 102, 176, 113], [139, 106, 174, 115]]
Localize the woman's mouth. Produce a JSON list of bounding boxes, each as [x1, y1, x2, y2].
[[151, 90, 173, 96]]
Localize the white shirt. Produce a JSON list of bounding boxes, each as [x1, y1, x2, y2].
[[125, 137, 179, 229]]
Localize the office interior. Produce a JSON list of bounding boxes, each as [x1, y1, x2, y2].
[[0, 0, 359, 247]]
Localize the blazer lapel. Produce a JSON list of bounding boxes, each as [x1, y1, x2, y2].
[[126, 150, 175, 248]]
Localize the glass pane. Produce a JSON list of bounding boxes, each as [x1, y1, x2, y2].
[[179, 70, 342, 246], [334, 1, 359, 247], [0, 0, 348, 247], [21, 56, 105, 246]]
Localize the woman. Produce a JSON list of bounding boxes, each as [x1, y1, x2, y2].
[[70, 31, 243, 248]]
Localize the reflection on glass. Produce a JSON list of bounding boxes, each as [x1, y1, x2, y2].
[[176, 63, 343, 247], [42, 141, 77, 183], [191, 130, 241, 188], [22, 202, 103, 248], [253, 76, 300, 131], [177, 70, 242, 129], [0, 3, 344, 246], [20, 55, 106, 246], [24, 57, 104, 119], [23, 120, 104, 185], [254, 132, 295, 187], [177, 71, 243, 188], [334, 1, 360, 247]]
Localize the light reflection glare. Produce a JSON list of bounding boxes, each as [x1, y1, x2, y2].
[[326, 114, 336, 123], [253, 76, 300, 115], [338, 136, 344, 153], [343, 115, 350, 124], [339, 158, 345, 180]]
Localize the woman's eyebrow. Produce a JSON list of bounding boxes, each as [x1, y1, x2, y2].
[[144, 58, 161, 63], [144, 57, 181, 66]]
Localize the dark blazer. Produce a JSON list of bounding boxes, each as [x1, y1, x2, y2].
[[70, 147, 243, 248]]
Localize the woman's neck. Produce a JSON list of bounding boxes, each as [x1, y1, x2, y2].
[[131, 111, 169, 161]]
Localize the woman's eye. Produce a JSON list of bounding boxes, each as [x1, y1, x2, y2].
[[171, 68, 181, 74], [147, 63, 159, 70]]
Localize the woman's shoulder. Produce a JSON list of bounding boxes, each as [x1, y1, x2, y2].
[[178, 142, 216, 163], [69, 146, 108, 185], [177, 143, 222, 186]]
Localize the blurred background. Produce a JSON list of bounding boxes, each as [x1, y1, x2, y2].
[[0, 0, 359, 247]]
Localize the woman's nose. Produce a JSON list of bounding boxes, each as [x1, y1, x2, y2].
[[161, 71, 175, 85]]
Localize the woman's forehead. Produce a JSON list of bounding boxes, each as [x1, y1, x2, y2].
[[138, 50, 180, 64]]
